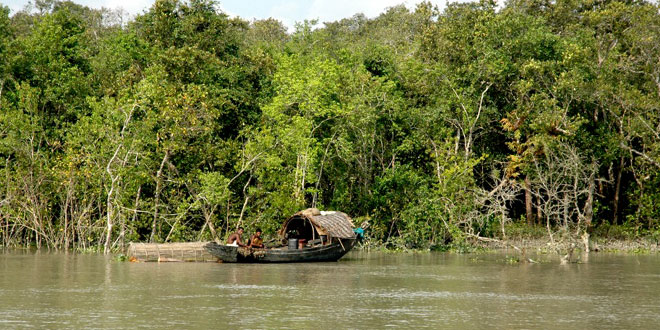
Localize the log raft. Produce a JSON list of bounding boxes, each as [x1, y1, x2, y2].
[[127, 242, 218, 262]]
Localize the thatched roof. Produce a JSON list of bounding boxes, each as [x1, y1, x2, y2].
[[279, 208, 355, 239]]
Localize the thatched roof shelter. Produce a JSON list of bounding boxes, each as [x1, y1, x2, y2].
[[279, 208, 355, 239]]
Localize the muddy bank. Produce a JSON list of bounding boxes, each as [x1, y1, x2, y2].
[[473, 237, 660, 254]]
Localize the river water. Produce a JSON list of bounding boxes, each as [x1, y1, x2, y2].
[[1, 250, 659, 329]]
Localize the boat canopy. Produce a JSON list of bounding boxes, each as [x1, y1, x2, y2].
[[279, 208, 355, 240]]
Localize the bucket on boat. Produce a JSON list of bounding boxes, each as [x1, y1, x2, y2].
[[288, 238, 298, 250], [298, 239, 306, 250]]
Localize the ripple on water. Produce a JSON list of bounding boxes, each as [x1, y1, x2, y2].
[[206, 283, 296, 291], [25, 286, 103, 294], [352, 287, 601, 303], [361, 271, 491, 282]]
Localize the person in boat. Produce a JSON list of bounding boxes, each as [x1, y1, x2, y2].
[[227, 227, 247, 247], [249, 228, 264, 249]]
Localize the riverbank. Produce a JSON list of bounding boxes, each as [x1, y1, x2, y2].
[[357, 237, 660, 255], [465, 223, 660, 254], [489, 223, 660, 254], [356, 223, 660, 255], [469, 237, 660, 254]]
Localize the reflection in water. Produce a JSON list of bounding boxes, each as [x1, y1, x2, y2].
[[1, 250, 659, 329]]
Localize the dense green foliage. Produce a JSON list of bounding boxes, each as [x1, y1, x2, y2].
[[1, 0, 659, 251]]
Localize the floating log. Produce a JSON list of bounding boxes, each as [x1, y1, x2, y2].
[[127, 242, 218, 262]]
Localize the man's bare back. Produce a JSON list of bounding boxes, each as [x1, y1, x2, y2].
[[227, 227, 246, 247]]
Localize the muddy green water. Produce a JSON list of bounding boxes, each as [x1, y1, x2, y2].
[[1, 251, 659, 329]]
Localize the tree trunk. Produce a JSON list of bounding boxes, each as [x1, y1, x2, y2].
[[0, 78, 4, 108], [524, 176, 533, 225], [562, 192, 569, 229], [313, 133, 336, 208], [125, 185, 141, 250], [536, 195, 542, 225], [62, 179, 72, 250], [429, 139, 442, 184], [584, 176, 595, 228], [613, 156, 624, 225], [1, 212, 6, 247], [237, 175, 252, 229], [150, 150, 169, 243], [201, 206, 219, 243], [104, 181, 115, 254], [104, 143, 123, 254]]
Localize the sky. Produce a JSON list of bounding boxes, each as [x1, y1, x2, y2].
[[2, 0, 474, 31]]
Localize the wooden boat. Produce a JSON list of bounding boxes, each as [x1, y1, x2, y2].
[[205, 238, 356, 263], [205, 209, 359, 263]]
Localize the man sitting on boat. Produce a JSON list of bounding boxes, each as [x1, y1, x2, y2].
[[249, 228, 264, 249], [227, 227, 247, 247]]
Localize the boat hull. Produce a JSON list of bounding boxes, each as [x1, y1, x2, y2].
[[205, 238, 357, 263]]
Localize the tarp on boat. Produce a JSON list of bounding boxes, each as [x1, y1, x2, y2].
[[279, 208, 355, 239]]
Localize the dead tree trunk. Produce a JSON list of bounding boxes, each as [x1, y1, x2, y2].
[[104, 144, 124, 254], [237, 175, 252, 228], [525, 176, 533, 225], [125, 185, 141, 250], [201, 205, 219, 243], [536, 195, 542, 225], [62, 177, 73, 250], [104, 106, 134, 254], [612, 156, 624, 225], [150, 150, 169, 243], [584, 175, 595, 228]]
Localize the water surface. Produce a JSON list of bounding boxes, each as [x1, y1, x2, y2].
[[1, 250, 659, 329]]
